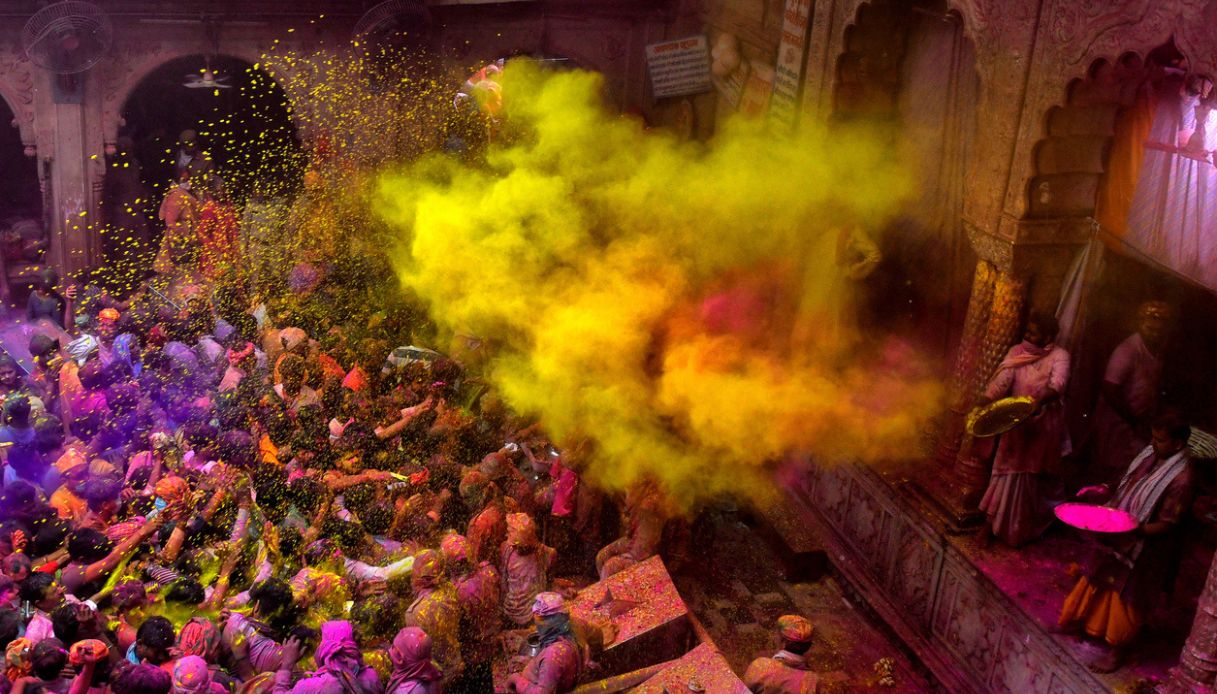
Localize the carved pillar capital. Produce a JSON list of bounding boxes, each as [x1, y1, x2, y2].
[[935, 264, 1028, 519], [964, 220, 1013, 272], [933, 260, 996, 470]]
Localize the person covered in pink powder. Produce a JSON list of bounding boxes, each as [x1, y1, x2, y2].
[[1089, 300, 1172, 482], [977, 312, 1071, 547], [504, 593, 581, 694], [743, 615, 819, 694], [499, 513, 555, 627], [440, 533, 500, 692]]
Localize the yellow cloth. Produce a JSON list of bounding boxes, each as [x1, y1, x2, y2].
[[58, 362, 82, 421], [1059, 576, 1141, 647], [1095, 89, 1156, 241], [364, 649, 392, 683]]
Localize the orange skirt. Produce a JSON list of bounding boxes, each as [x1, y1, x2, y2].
[[1059, 576, 1141, 647]]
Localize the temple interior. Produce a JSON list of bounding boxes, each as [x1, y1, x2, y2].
[[0, 0, 1216, 692]]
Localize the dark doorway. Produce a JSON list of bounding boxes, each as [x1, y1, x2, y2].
[[0, 97, 46, 306], [832, 1, 980, 362], [117, 54, 304, 206], [0, 100, 40, 221]]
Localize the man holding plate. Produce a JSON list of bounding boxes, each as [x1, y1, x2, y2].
[[1058, 413, 1196, 673]]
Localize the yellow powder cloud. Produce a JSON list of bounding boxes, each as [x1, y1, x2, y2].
[[378, 60, 943, 510]]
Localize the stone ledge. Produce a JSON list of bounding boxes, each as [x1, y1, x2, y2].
[[783, 461, 1113, 692]]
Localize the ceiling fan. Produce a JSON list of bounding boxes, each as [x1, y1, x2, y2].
[[184, 63, 231, 90]]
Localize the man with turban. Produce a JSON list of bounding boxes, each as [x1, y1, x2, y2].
[[743, 614, 820, 693], [500, 513, 556, 627], [174, 617, 236, 693], [96, 308, 121, 366], [1090, 300, 1173, 480], [460, 469, 505, 565], [505, 592, 581, 694]]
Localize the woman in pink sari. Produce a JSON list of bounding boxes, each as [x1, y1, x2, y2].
[[977, 312, 1071, 547]]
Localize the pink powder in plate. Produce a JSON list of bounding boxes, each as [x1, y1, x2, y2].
[[1055, 503, 1138, 533]]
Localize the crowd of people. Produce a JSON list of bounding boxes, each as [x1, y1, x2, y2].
[[0, 130, 825, 694], [971, 301, 1197, 673]]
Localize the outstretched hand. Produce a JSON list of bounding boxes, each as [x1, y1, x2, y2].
[[280, 635, 304, 666]]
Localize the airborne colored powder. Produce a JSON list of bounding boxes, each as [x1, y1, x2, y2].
[[378, 60, 945, 509]]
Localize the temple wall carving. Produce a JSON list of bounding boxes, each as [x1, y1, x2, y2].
[[0, 43, 36, 147]]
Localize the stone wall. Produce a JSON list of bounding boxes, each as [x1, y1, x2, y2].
[[0, 0, 697, 277], [792, 463, 1107, 692]]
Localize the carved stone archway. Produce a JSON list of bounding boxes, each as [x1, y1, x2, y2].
[[0, 46, 36, 147], [804, 0, 991, 122], [97, 38, 315, 148], [1024, 46, 1181, 223], [1005, 1, 1217, 222]]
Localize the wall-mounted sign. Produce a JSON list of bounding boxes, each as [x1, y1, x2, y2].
[[739, 60, 775, 118], [713, 59, 750, 108], [646, 35, 713, 99], [770, 0, 813, 129]]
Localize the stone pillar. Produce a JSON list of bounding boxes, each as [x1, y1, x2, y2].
[[951, 269, 1027, 512], [1169, 550, 1217, 691], [41, 70, 103, 279], [933, 260, 997, 466]]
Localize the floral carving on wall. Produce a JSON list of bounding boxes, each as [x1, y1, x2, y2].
[[0, 46, 36, 145]]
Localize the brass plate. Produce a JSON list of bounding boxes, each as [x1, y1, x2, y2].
[[965, 395, 1036, 438]]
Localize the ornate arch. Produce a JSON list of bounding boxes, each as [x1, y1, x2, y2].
[[1016, 0, 1217, 219], [812, 0, 990, 122], [97, 38, 312, 146], [0, 45, 36, 147]]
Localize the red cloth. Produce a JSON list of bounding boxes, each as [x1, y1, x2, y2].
[[549, 461, 577, 518], [341, 367, 368, 392], [465, 503, 505, 566], [317, 353, 346, 382]]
